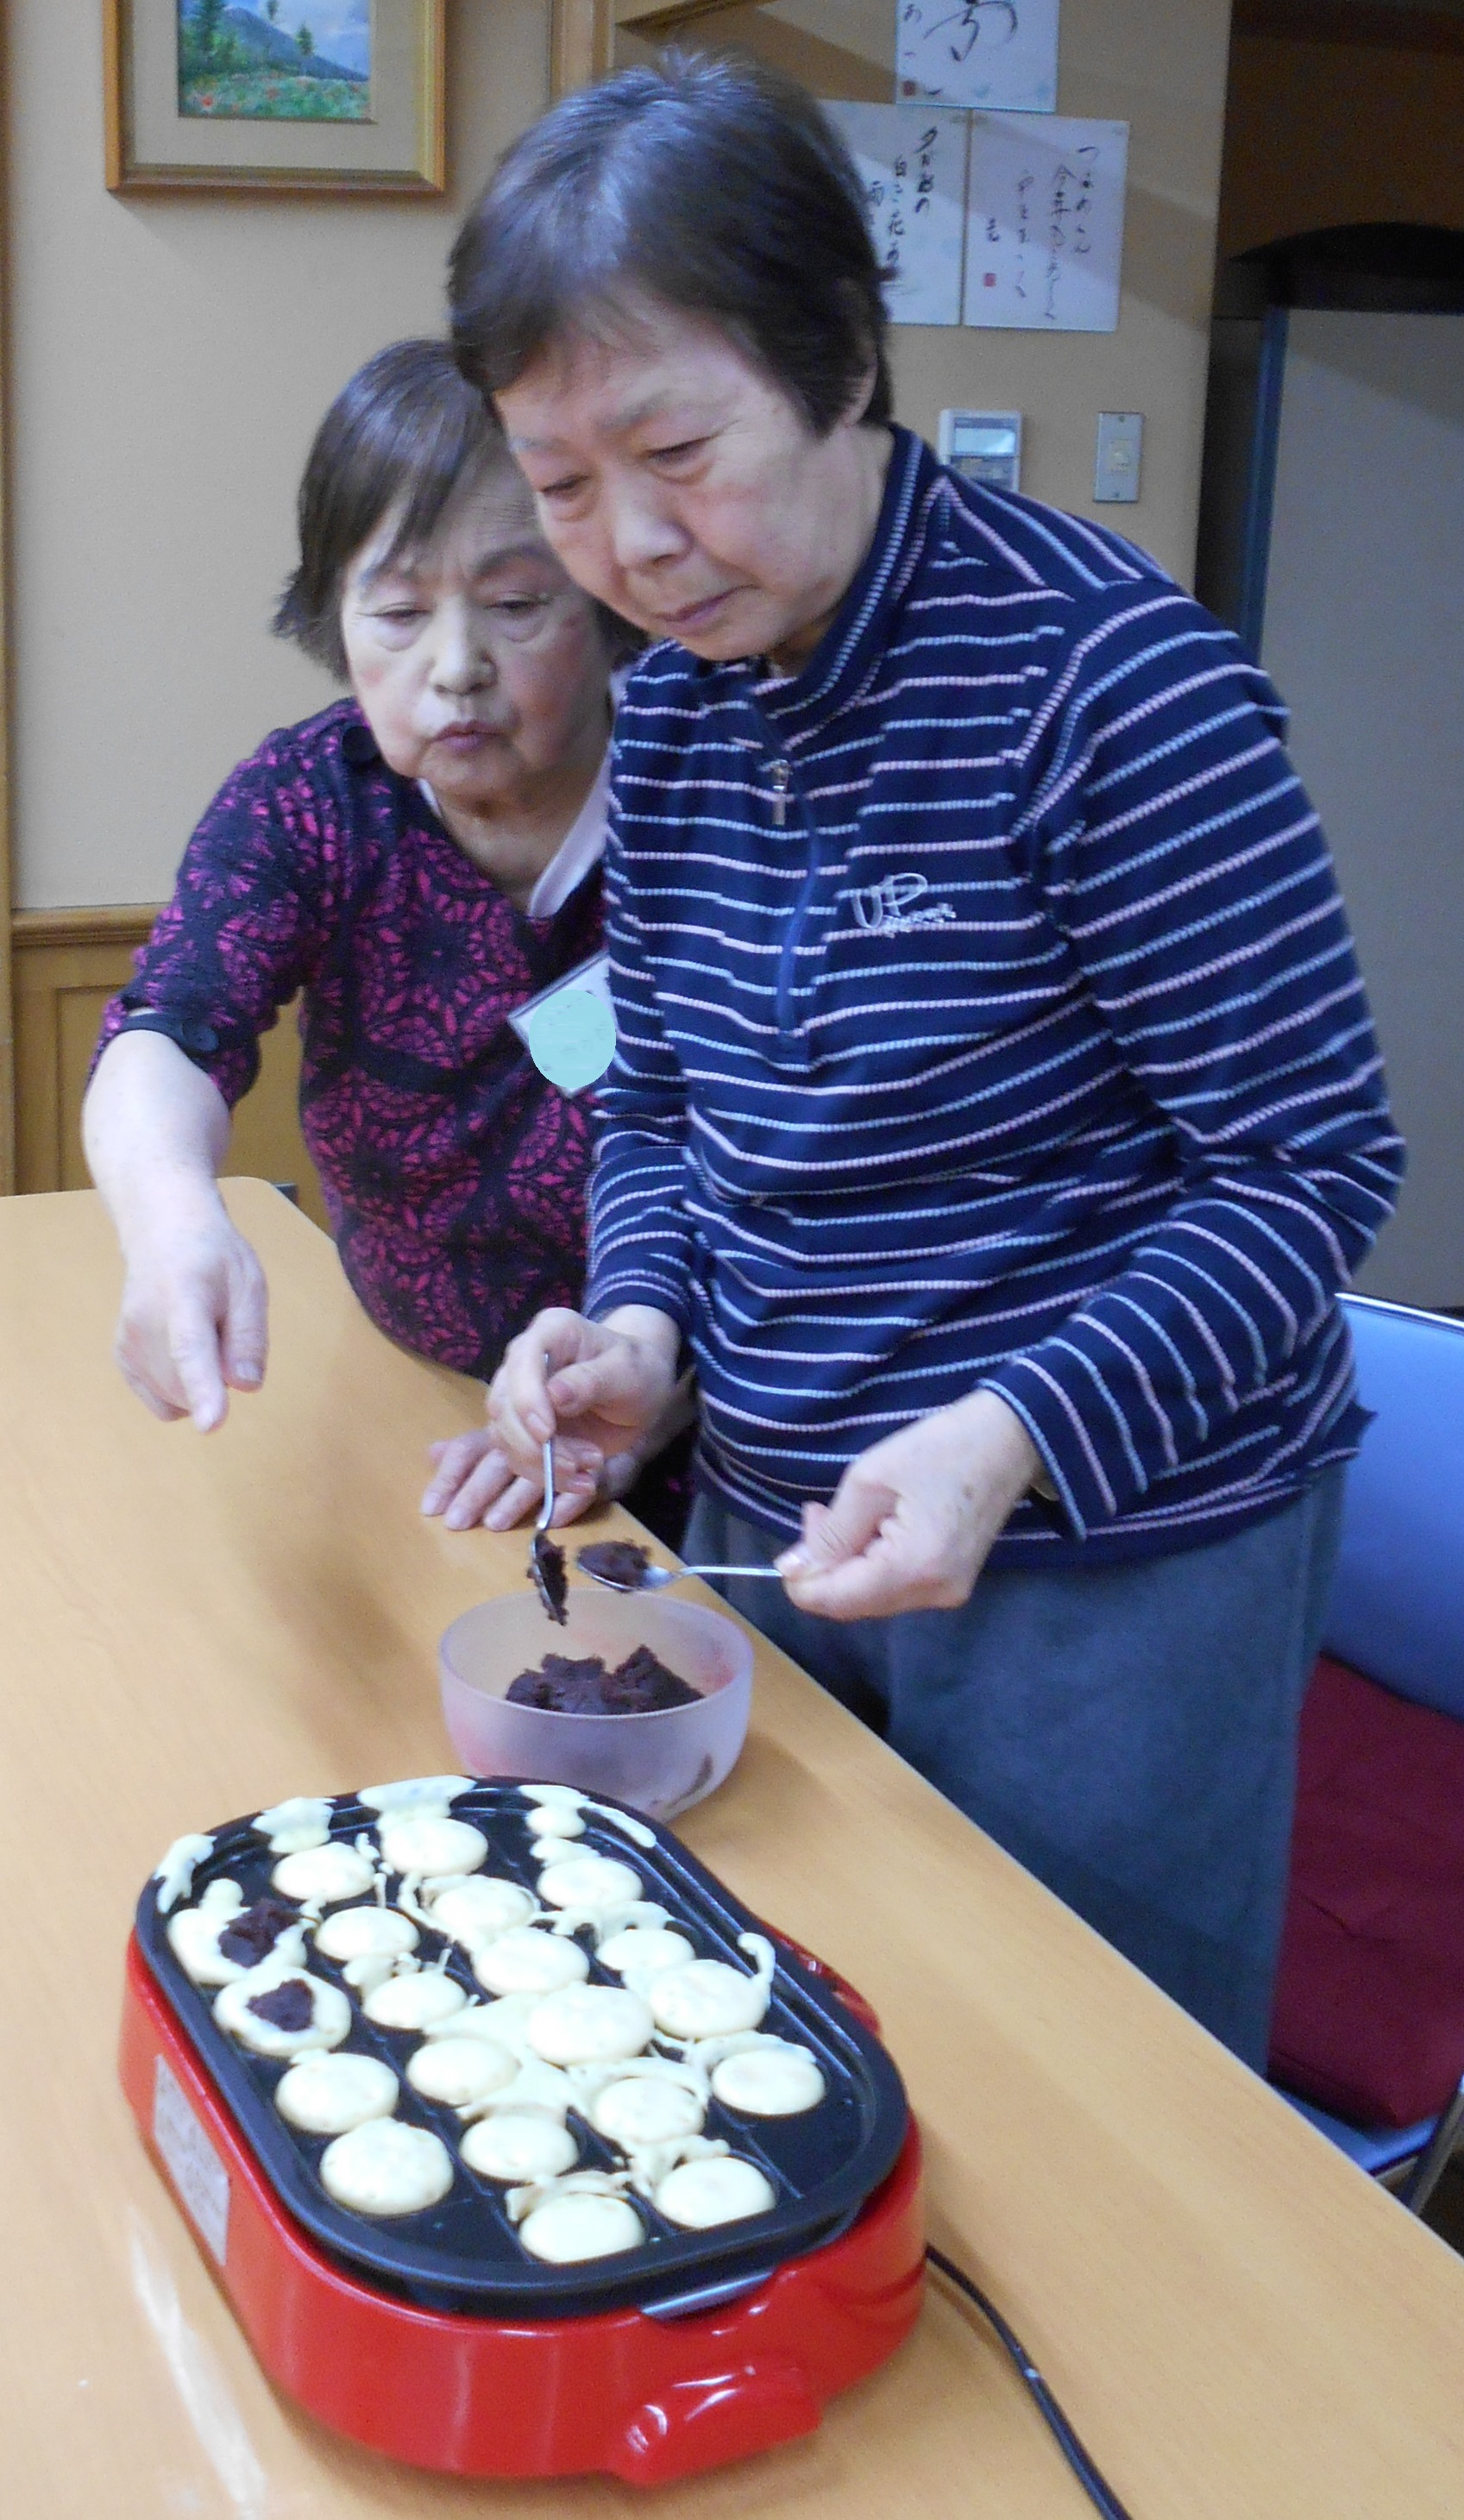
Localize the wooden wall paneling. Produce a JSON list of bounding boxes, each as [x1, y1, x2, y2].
[[554, 0, 785, 95], [550, 0, 614, 94], [102, 0, 125, 192], [615, 0, 763, 28], [0, 0, 15, 1196], [613, 2, 892, 97], [1234, 0, 1464, 51], [9, 908, 330, 1231]]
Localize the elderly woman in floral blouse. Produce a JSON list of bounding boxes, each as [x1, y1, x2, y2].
[[85, 338, 689, 1537]]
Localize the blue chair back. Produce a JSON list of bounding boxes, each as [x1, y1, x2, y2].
[[1324, 1295, 1464, 1720]]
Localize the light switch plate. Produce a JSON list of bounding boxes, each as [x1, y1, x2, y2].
[[1094, 412, 1142, 503]]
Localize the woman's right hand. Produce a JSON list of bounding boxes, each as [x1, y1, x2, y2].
[[113, 1198, 268, 1432], [482, 1304, 682, 1529], [85, 1030, 261, 1433]]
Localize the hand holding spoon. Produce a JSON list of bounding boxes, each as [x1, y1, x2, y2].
[[576, 1541, 782, 1594], [529, 1439, 569, 1624]]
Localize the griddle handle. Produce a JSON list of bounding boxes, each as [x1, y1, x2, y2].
[[614, 2360, 822, 2485], [640, 2263, 779, 2322]]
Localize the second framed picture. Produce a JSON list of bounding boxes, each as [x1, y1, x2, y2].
[[105, 1, 446, 195]]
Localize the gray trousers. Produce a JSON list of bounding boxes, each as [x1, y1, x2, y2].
[[685, 1471, 1345, 2070]]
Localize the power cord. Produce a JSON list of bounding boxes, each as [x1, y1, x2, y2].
[[926, 2245, 1136, 2520]]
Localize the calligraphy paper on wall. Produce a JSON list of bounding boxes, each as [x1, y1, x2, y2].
[[896, 0, 1059, 115], [826, 102, 969, 327], [962, 114, 1128, 331]]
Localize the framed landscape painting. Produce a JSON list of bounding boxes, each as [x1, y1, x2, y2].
[[104, 0, 446, 194]]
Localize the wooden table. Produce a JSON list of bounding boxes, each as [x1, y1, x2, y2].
[[3, 1182, 1463, 2520]]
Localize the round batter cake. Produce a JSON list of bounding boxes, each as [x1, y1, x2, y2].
[[375, 1813, 488, 1880], [274, 2052, 399, 2136], [405, 2036, 518, 2109], [427, 1877, 537, 1949], [525, 1985, 654, 2067], [517, 2190, 643, 2263], [472, 1928, 590, 1998], [361, 1970, 468, 2033], [272, 1843, 376, 1906], [358, 1776, 472, 1814], [654, 2156, 776, 2228], [596, 1925, 694, 1981], [214, 1964, 353, 2059], [254, 1795, 333, 1855], [650, 1959, 770, 2040], [710, 2041, 826, 2116], [590, 2077, 707, 2147], [167, 1879, 248, 1985], [459, 2111, 579, 2184], [312, 1906, 418, 1965], [536, 1854, 643, 1914], [319, 2119, 455, 2217], [524, 1806, 584, 1841], [520, 1787, 657, 1852]]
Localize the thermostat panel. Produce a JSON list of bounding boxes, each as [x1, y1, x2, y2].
[[938, 409, 1023, 493]]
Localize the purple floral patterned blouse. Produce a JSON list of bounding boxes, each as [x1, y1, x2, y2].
[[94, 701, 603, 1379]]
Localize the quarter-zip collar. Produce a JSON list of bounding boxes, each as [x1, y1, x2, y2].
[[688, 425, 933, 743]]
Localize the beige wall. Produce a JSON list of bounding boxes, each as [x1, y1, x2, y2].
[[620, 0, 1235, 588], [6, 0, 1233, 914], [891, 0, 1234, 588], [4, 0, 550, 910], [1218, 35, 1464, 261]]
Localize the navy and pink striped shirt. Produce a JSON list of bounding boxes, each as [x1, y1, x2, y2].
[[586, 427, 1404, 1562]]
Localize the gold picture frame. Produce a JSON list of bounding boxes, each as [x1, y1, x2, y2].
[[104, 0, 446, 196]]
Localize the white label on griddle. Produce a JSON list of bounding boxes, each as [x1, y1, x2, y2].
[[153, 2054, 230, 2267]]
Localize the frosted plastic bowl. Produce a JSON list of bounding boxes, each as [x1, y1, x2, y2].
[[438, 1585, 753, 1822]]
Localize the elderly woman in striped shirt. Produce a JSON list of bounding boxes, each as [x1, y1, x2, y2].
[[450, 57, 1403, 2064]]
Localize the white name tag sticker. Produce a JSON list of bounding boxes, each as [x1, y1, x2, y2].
[[153, 2053, 229, 2265], [511, 952, 617, 1093]]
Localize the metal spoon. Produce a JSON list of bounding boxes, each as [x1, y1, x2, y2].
[[529, 1438, 569, 1624], [579, 1558, 785, 1594]]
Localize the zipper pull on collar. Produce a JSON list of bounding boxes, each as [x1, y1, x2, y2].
[[770, 759, 791, 829]]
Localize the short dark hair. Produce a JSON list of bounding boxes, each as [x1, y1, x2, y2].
[[274, 337, 505, 680], [449, 52, 891, 438]]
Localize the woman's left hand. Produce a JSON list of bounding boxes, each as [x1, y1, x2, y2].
[[420, 1430, 530, 1531], [421, 1429, 611, 1533], [776, 1391, 1042, 1622], [420, 1361, 697, 1533]]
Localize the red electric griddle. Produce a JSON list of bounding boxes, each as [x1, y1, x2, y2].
[[120, 1780, 924, 2485]]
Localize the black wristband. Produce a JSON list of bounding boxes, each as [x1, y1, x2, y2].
[[117, 1009, 222, 1066]]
